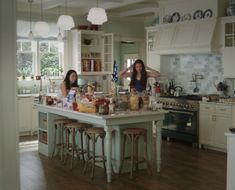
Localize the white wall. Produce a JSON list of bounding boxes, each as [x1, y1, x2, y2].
[[0, 0, 19, 189]]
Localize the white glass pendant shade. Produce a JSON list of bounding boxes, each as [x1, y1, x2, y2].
[[57, 15, 75, 30], [28, 31, 34, 40], [87, 7, 107, 25], [34, 21, 49, 37]]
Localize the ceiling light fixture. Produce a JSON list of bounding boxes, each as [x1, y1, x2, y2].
[[28, 0, 34, 40], [57, 6, 63, 41], [87, 0, 108, 25], [57, 0, 75, 30], [34, 0, 49, 37]]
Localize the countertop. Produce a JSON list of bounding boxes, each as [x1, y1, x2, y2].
[[18, 93, 57, 98]]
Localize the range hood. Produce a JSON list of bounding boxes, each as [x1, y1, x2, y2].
[[148, 18, 221, 55]]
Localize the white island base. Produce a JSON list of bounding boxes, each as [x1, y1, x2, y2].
[[37, 105, 167, 183]]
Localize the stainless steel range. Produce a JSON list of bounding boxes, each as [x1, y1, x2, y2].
[[157, 95, 201, 145]]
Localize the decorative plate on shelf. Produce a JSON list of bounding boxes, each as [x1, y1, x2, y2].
[[163, 14, 172, 24], [181, 13, 192, 22], [203, 9, 213, 19], [193, 10, 203, 20], [171, 12, 181, 23]]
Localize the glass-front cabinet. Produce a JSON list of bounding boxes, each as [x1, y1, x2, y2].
[[146, 27, 158, 52], [222, 16, 235, 78], [69, 30, 113, 75], [224, 19, 235, 47]]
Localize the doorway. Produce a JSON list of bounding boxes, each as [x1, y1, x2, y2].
[[122, 53, 138, 90]]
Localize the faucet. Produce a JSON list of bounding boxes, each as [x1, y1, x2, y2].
[[191, 74, 204, 93]]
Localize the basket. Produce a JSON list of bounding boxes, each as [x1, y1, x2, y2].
[[78, 102, 96, 113]]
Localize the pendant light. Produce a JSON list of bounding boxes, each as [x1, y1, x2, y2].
[[57, 0, 75, 30], [57, 6, 63, 41], [34, 0, 49, 37], [87, 0, 108, 25], [28, 0, 34, 40]]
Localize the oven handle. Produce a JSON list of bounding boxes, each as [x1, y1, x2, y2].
[[169, 110, 194, 116]]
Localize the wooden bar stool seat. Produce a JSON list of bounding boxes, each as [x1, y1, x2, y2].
[[120, 127, 152, 178], [83, 127, 106, 180], [63, 122, 91, 169], [51, 118, 76, 161]]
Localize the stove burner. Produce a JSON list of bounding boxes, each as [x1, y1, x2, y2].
[[157, 96, 200, 112], [161, 95, 202, 101]]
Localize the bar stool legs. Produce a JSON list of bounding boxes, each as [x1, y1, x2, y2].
[[120, 128, 152, 178], [51, 119, 71, 161], [63, 122, 89, 170], [83, 127, 106, 180]]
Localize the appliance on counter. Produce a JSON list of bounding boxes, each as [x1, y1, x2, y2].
[[157, 95, 202, 145]]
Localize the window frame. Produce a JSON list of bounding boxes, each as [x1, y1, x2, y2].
[[17, 38, 64, 79]]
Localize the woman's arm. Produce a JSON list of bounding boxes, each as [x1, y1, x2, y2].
[[119, 64, 133, 78], [60, 82, 68, 98], [145, 65, 160, 78]]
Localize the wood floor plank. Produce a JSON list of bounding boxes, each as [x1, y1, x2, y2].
[[20, 140, 226, 190]]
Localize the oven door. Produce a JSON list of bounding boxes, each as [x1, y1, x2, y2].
[[164, 109, 197, 135]]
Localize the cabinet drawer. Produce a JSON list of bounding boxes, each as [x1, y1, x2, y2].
[[216, 105, 232, 115], [200, 104, 215, 113]]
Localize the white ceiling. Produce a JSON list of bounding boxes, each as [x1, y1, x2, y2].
[[17, 0, 160, 22]]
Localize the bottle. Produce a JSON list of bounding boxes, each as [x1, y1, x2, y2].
[[108, 98, 115, 114]]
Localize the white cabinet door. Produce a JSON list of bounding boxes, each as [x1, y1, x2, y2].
[[223, 47, 235, 78], [199, 112, 214, 146], [214, 115, 231, 149], [18, 97, 32, 132]]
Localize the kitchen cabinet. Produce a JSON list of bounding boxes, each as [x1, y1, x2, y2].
[[69, 29, 113, 75], [18, 96, 38, 136], [145, 18, 219, 55], [18, 97, 32, 133], [199, 102, 232, 150], [222, 16, 235, 78]]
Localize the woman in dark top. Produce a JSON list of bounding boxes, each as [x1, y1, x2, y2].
[[119, 59, 160, 93], [60, 69, 79, 98]]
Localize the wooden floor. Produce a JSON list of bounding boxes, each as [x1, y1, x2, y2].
[[19, 138, 226, 190]]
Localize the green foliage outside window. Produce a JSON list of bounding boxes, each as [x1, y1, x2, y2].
[[40, 53, 63, 76]]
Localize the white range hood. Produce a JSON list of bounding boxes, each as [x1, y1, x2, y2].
[[147, 18, 221, 55]]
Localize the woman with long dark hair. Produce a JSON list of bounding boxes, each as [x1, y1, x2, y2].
[[60, 69, 78, 97], [119, 59, 160, 92]]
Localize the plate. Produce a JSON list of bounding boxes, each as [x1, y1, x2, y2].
[[203, 9, 213, 18], [181, 13, 192, 22], [193, 10, 203, 20], [171, 12, 181, 23], [163, 14, 172, 23]]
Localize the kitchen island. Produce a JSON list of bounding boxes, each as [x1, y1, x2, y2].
[[37, 104, 167, 183]]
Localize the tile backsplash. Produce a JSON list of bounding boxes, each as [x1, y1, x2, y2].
[[160, 54, 235, 96]]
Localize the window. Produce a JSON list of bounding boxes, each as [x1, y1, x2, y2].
[[122, 54, 138, 89], [17, 40, 35, 77], [17, 39, 64, 78], [39, 41, 64, 77]]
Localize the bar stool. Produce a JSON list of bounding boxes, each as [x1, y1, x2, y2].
[[63, 122, 90, 169], [120, 128, 152, 178], [51, 118, 75, 161], [83, 127, 106, 179]]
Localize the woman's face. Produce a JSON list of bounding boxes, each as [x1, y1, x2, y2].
[[69, 72, 77, 83], [135, 63, 143, 73]]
